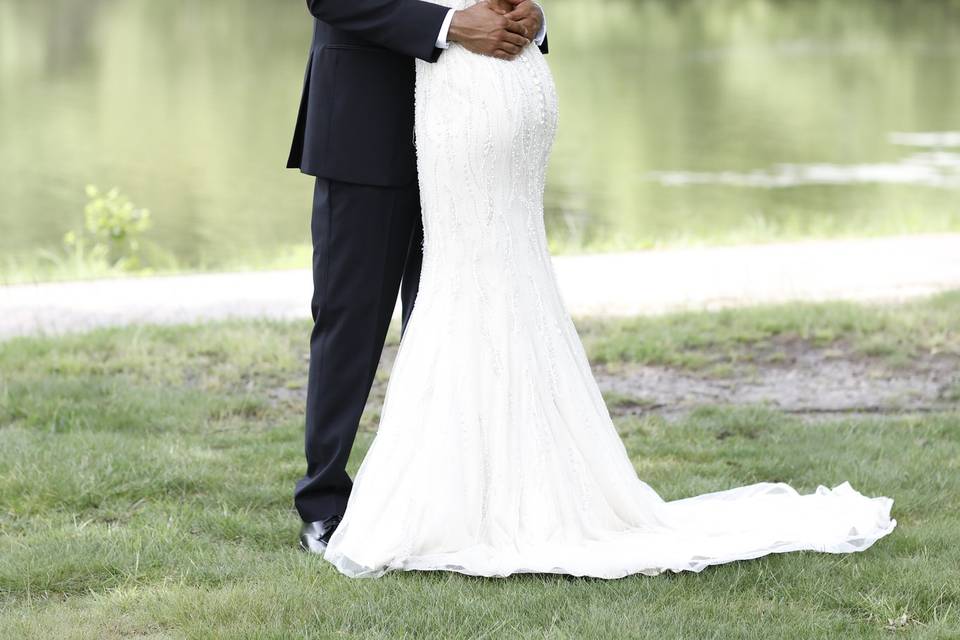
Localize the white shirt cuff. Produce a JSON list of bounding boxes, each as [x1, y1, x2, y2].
[[436, 9, 455, 49], [533, 3, 547, 46]]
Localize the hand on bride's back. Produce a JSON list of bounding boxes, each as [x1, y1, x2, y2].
[[448, 1, 531, 60]]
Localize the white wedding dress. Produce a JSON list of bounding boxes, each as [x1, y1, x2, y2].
[[323, 7, 896, 579]]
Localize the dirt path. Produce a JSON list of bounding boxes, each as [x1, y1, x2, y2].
[[595, 346, 959, 419], [267, 339, 957, 428], [4, 233, 960, 340]]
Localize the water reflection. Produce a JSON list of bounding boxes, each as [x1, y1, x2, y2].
[[650, 133, 960, 189], [1, 0, 959, 276], [890, 131, 960, 148], [40, 0, 103, 73]]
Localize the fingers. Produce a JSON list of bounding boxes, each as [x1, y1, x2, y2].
[[502, 31, 529, 48], [488, 1, 509, 16], [491, 17, 529, 58], [500, 41, 523, 56], [505, 2, 535, 20], [493, 48, 521, 61], [501, 17, 527, 37], [523, 20, 537, 39], [506, 11, 539, 31], [504, 9, 539, 37]]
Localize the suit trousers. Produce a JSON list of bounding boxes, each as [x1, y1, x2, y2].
[[294, 176, 423, 522]]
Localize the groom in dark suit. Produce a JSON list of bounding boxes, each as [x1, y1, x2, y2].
[[288, 0, 548, 553]]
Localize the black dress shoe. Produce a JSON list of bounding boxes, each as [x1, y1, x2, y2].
[[299, 515, 342, 554]]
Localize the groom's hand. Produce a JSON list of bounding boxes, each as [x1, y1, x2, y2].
[[449, 1, 531, 60], [496, 0, 543, 43]]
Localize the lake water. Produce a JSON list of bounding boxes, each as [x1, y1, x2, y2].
[[1, 0, 959, 277]]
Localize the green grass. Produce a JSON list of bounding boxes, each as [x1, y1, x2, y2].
[[579, 290, 960, 370], [0, 296, 958, 639], [0, 243, 314, 287]]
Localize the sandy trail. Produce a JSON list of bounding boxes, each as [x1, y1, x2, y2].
[[2, 234, 959, 341]]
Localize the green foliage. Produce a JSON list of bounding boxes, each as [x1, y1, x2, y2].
[[62, 185, 153, 272]]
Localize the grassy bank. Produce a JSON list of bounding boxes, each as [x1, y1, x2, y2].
[[1, 295, 958, 639], [0, 244, 315, 287], [580, 290, 960, 369]]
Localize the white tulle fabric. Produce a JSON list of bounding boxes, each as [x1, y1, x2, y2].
[[323, 19, 896, 579]]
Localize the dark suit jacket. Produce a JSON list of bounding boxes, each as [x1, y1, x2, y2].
[[287, 0, 549, 187]]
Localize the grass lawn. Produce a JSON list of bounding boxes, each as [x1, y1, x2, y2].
[[0, 293, 958, 639]]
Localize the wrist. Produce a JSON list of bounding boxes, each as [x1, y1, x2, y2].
[[448, 10, 464, 43]]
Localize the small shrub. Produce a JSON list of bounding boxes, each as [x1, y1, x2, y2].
[[63, 185, 152, 271]]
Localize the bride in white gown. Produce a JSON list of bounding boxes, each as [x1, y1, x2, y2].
[[323, 1, 896, 579]]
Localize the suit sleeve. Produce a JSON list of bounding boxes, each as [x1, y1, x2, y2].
[[306, 0, 451, 62]]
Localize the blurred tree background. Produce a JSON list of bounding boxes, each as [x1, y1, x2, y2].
[[1, 0, 959, 281]]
